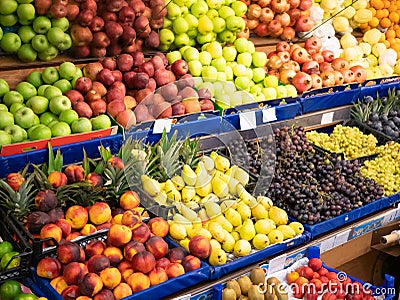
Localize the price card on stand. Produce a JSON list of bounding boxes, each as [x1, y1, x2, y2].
[[320, 236, 336, 253], [267, 253, 287, 276], [239, 111, 257, 130], [262, 107, 277, 123], [153, 119, 173, 134], [321, 112, 334, 125], [333, 229, 350, 247]]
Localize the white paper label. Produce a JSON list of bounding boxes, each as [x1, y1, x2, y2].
[[263, 107, 277, 123], [239, 111, 257, 130], [267, 253, 287, 276], [321, 112, 334, 125], [383, 210, 398, 225], [153, 119, 172, 134], [320, 236, 336, 253], [333, 229, 350, 247]]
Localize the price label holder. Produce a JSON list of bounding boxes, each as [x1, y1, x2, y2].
[[320, 236, 336, 253], [153, 119, 173, 134], [239, 111, 257, 130], [262, 107, 277, 123], [321, 112, 334, 125], [267, 253, 287, 276], [333, 229, 350, 247]]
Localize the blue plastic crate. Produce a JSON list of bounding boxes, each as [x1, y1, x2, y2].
[[300, 84, 360, 114], [360, 79, 400, 100]]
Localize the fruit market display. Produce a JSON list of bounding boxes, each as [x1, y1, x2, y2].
[[0, 279, 47, 300]]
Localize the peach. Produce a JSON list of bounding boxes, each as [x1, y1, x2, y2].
[[182, 255, 201, 272], [286, 271, 300, 284], [188, 235, 211, 259], [63, 262, 89, 285], [61, 285, 81, 300], [113, 283, 132, 300], [131, 251, 156, 274], [87, 254, 111, 274], [5, 173, 25, 191], [89, 202, 112, 225], [79, 273, 104, 296], [165, 262, 185, 278], [121, 210, 141, 228], [145, 236, 169, 259], [112, 214, 123, 225], [117, 260, 132, 274], [148, 267, 168, 286], [85, 240, 107, 258], [50, 276, 68, 295], [308, 258, 322, 271], [57, 241, 81, 264], [124, 241, 145, 262], [127, 272, 150, 293], [76, 297, 92, 300], [100, 267, 122, 289], [80, 224, 97, 235], [40, 223, 62, 245], [108, 156, 124, 169], [131, 222, 150, 243], [156, 257, 170, 269], [96, 223, 112, 231], [79, 247, 86, 262], [121, 268, 134, 282], [107, 224, 132, 248], [103, 246, 123, 266], [55, 219, 72, 238], [119, 191, 140, 210], [65, 165, 85, 183], [65, 205, 89, 230], [300, 266, 315, 280], [93, 289, 114, 300], [36, 257, 62, 279], [86, 172, 104, 187], [167, 247, 186, 263], [35, 190, 58, 212], [48, 171, 68, 188], [66, 232, 81, 241], [148, 217, 169, 237]]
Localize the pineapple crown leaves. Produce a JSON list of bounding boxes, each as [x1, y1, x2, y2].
[[180, 135, 200, 169], [31, 164, 53, 191], [56, 181, 105, 208], [47, 142, 63, 175]]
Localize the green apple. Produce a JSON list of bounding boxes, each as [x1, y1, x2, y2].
[[217, 72, 227, 81], [71, 117, 92, 133], [50, 121, 71, 137], [17, 44, 37, 62], [245, 68, 253, 81], [224, 65, 234, 80], [206, 42, 223, 59], [38, 44, 58, 61], [263, 75, 279, 88], [212, 17, 226, 33], [9, 103, 24, 114], [0, 14, 18, 27], [0, 79, 10, 97], [91, 114, 112, 130], [51, 17, 69, 32], [46, 27, 65, 48], [276, 85, 288, 98], [32, 16, 51, 34], [187, 28, 198, 39], [217, 29, 235, 43], [0, 111, 14, 129], [190, 0, 208, 18], [250, 85, 262, 95], [206, 9, 218, 19], [252, 68, 266, 83], [199, 51, 212, 66], [167, 2, 181, 19], [180, 6, 189, 16], [252, 52, 267, 68], [226, 15, 245, 33], [0, 0, 18, 14], [18, 0, 34, 3], [248, 42, 256, 53], [59, 109, 78, 125], [201, 66, 218, 82], [26, 71, 43, 89], [26, 95, 49, 114], [231, 1, 247, 16], [237, 52, 252, 67], [31, 34, 50, 52], [211, 57, 226, 72], [286, 84, 298, 97], [28, 124, 52, 140], [15, 82, 37, 101], [75, 67, 83, 79], [38, 84, 51, 96], [235, 76, 251, 91], [159, 29, 175, 45], [179, 45, 191, 56], [54, 33, 71, 51], [53, 79, 72, 94], [0, 33, 21, 53], [14, 107, 36, 129], [196, 33, 213, 44], [262, 87, 277, 100], [49, 95, 71, 115], [198, 15, 213, 35], [0, 104, 7, 111], [0, 131, 12, 146], [183, 47, 200, 61], [46, 120, 58, 129], [58, 62, 75, 81], [174, 33, 190, 48], [17, 25, 36, 43], [16, 3, 35, 21], [163, 18, 172, 29], [234, 37, 250, 53], [218, 5, 235, 19], [188, 60, 203, 76], [42, 67, 60, 84], [40, 111, 58, 126], [172, 17, 189, 34], [0, 27, 2, 41], [184, 14, 198, 29], [166, 51, 182, 64], [206, 0, 224, 9], [232, 64, 247, 77], [4, 124, 27, 143]]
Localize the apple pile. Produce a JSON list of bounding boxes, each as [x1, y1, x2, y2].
[[69, 0, 161, 58], [266, 37, 367, 93], [36, 216, 203, 299], [0, 62, 112, 147], [0, 2, 73, 61], [286, 258, 375, 300], [159, 0, 248, 50], [245, 0, 315, 40]]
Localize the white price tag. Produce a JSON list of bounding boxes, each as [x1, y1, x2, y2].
[[153, 119, 172, 134], [267, 253, 287, 276], [173, 294, 191, 300], [383, 210, 398, 225], [321, 112, 334, 125], [320, 236, 336, 253], [239, 111, 257, 130], [263, 107, 277, 123], [333, 229, 350, 247]]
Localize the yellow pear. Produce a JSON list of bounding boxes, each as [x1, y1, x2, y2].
[[214, 215, 233, 232], [231, 231, 240, 242], [198, 208, 209, 223], [251, 204, 269, 220], [153, 190, 168, 205], [269, 206, 288, 225], [195, 181, 212, 197], [201, 193, 219, 203], [181, 164, 196, 186], [257, 196, 273, 210], [159, 182, 165, 191], [208, 221, 227, 243], [173, 213, 193, 231], [169, 222, 187, 240], [185, 201, 200, 210], [210, 239, 222, 250], [268, 229, 284, 244], [175, 202, 197, 222], [233, 239, 252, 257], [212, 176, 229, 198], [220, 200, 238, 212], [181, 186, 196, 202], [179, 238, 190, 251], [236, 184, 254, 205], [204, 201, 222, 218], [225, 208, 242, 227], [222, 232, 236, 252], [215, 154, 230, 172], [236, 202, 251, 221], [172, 175, 185, 190], [192, 217, 203, 229], [234, 167, 249, 186], [202, 155, 215, 172], [239, 219, 256, 241], [225, 165, 237, 178], [228, 177, 240, 195], [209, 151, 218, 160], [209, 247, 227, 265], [193, 195, 202, 202], [141, 174, 161, 197], [254, 219, 276, 235], [165, 179, 181, 202], [289, 222, 304, 235], [252, 233, 270, 250], [188, 227, 212, 239], [277, 225, 296, 239]]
